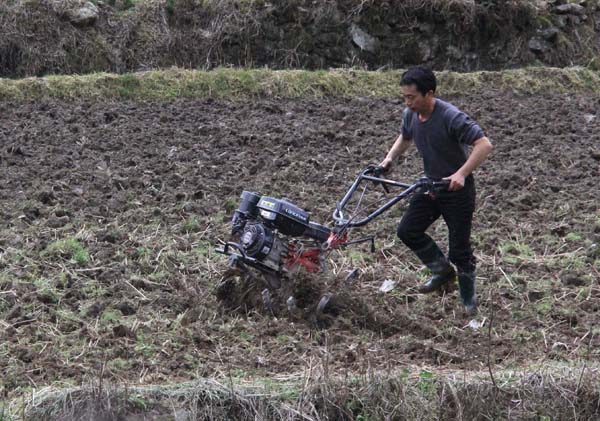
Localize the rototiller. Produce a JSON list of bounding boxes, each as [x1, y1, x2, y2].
[[216, 165, 449, 311]]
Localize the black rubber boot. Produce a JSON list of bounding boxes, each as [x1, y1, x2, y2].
[[418, 265, 456, 294], [458, 272, 477, 314]]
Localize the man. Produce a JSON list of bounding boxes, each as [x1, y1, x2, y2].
[[379, 66, 492, 314]]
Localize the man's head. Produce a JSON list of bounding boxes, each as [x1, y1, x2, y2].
[[400, 66, 436, 113]]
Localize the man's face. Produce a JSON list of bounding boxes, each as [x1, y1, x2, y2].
[[401, 84, 431, 113]]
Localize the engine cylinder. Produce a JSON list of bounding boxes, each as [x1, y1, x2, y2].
[[232, 191, 262, 235], [238, 191, 261, 216]]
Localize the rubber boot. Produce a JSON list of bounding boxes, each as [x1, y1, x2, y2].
[[418, 264, 456, 294], [458, 272, 477, 314]]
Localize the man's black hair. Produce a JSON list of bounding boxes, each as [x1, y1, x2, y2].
[[400, 66, 436, 96]]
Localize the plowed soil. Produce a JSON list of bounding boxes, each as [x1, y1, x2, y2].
[[1, 93, 599, 394]]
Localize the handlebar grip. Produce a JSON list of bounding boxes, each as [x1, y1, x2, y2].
[[372, 165, 389, 176], [432, 179, 450, 192]]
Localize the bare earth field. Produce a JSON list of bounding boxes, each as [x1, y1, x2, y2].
[[1, 92, 599, 417]]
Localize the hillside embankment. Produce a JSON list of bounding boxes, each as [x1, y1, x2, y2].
[[1, 0, 600, 77]]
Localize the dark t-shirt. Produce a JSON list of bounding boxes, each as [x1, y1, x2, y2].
[[401, 99, 485, 179]]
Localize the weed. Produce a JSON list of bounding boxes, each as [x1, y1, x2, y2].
[[239, 330, 254, 342], [224, 197, 237, 213], [275, 334, 291, 345], [258, 377, 300, 400], [557, 306, 577, 318], [277, 386, 299, 400], [72, 248, 89, 265], [135, 333, 156, 357], [33, 278, 60, 304], [576, 287, 589, 301], [101, 309, 122, 323], [108, 358, 130, 371], [128, 395, 147, 410], [417, 370, 436, 395], [57, 272, 69, 288], [535, 299, 552, 315], [347, 249, 374, 264], [182, 217, 202, 233], [499, 239, 533, 264], [511, 329, 537, 344], [43, 238, 90, 265], [193, 240, 210, 255], [81, 281, 106, 299], [213, 210, 228, 223], [136, 246, 151, 260], [565, 257, 586, 270], [148, 271, 167, 283], [230, 368, 246, 378], [565, 232, 582, 242], [399, 368, 411, 383]]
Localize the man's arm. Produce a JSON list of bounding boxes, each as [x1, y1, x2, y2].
[[445, 136, 493, 191], [379, 134, 412, 170]]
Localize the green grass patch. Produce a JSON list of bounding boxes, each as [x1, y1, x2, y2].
[[194, 240, 212, 257], [347, 249, 375, 264], [32, 278, 60, 304], [107, 357, 131, 372], [564, 232, 583, 242], [42, 238, 90, 265], [535, 298, 553, 315], [499, 239, 536, 265], [1, 67, 600, 102], [101, 309, 122, 323], [181, 216, 202, 234]]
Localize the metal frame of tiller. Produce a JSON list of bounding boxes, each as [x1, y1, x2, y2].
[[327, 165, 449, 252], [218, 166, 449, 277]]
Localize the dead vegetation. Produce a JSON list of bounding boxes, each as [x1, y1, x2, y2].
[[7, 365, 600, 420], [0, 0, 591, 77]]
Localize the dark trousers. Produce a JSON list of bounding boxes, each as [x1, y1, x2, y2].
[[397, 176, 476, 274]]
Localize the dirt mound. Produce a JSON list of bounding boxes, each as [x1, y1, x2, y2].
[[215, 264, 429, 337]]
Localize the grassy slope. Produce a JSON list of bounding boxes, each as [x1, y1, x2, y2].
[[1, 67, 600, 101]]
